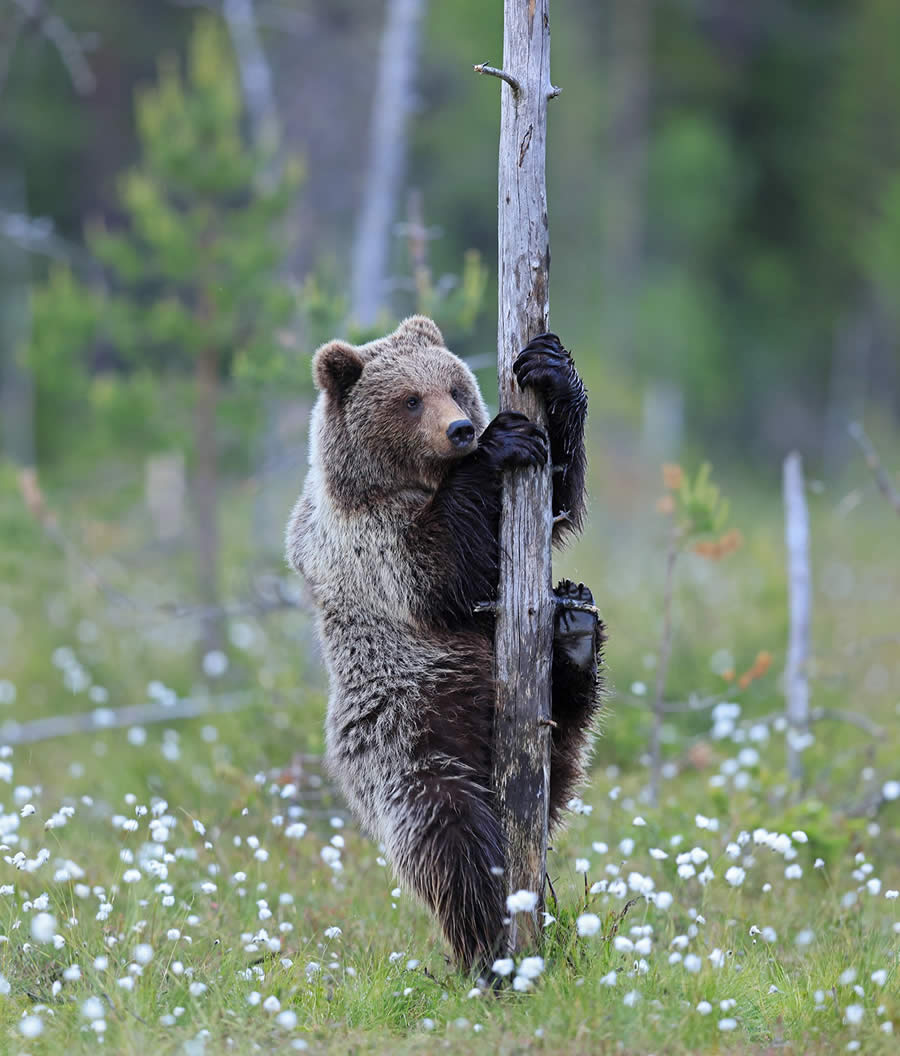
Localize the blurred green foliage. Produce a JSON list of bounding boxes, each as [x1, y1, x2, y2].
[[24, 16, 304, 461]]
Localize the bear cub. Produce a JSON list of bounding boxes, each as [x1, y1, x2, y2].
[[286, 316, 604, 972]]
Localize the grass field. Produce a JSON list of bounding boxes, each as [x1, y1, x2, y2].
[[0, 436, 897, 1053]]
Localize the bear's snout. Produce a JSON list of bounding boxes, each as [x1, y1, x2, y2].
[[446, 419, 475, 449]]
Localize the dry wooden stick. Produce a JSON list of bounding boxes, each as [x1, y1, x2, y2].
[[848, 421, 900, 515]]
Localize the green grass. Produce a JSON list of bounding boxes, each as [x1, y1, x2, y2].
[[0, 444, 897, 1053]]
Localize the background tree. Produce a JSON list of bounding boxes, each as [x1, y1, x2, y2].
[[27, 16, 302, 651]]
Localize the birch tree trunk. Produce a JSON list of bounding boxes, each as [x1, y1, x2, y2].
[[783, 451, 811, 781], [482, 0, 556, 955], [350, 0, 425, 327]]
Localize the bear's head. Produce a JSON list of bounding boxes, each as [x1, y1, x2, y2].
[[311, 316, 489, 502]]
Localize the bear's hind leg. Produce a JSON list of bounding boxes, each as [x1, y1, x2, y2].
[[389, 771, 505, 974], [549, 579, 605, 828]]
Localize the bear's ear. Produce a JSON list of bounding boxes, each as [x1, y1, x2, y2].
[[313, 340, 364, 402], [396, 315, 445, 348]]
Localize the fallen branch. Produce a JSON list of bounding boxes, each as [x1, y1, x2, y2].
[[0, 691, 256, 746], [848, 421, 900, 515]]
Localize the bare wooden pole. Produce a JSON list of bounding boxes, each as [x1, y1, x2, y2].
[[477, 0, 556, 954], [783, 451, 811, 782]]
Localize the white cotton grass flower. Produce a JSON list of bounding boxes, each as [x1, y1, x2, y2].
[[600, 971, 617, 987], [276, 1009, 298, 1029], [574, 858, 590, 874], [871, 969, 887, 987], [725, 866, 746, 887], [718, 1018, 738, 1031], [697, 1001, 712, 1015], [134, 944, 153, 965], [512, 975, 532, 992], [839, 968, 857, 986], [576, 913, 601, 937], [517, 956, 544, 980], [82, 997, 105, 1020], [683, 954, 702, 974], [649, 847, 668, 860], [623, 990, 640, 1007], [882, 780, 899, 801], [506, 889, 538, 914], [491, 958, 514, 977], [31, 911, 56, 943], [844, 1004, 864, 1025], [19, 1015, 43, 1038]]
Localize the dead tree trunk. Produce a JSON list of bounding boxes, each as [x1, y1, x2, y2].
[[350, 0, 425, 326], [783, 451, 811, 781], [477, 0, 557, 955], [194, 345, 222, 653]]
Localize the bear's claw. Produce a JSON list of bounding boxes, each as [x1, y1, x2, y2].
[[478, 410, 548, 470], [554, 578, 601, 674], [513, 333, 578, 403]]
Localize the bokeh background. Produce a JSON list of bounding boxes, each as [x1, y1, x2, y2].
[[1, 0, 898, 806]]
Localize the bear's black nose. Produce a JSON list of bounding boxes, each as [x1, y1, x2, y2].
[[447, 419, 475, 448]]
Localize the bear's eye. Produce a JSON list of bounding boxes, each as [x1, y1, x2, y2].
[[450, 387, 461, 403], [405, 395, 421, 411]]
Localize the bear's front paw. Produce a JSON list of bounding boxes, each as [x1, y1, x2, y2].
[[554, 579, 603, 674], [479, 411, 548, 470], [513, 333, 581, 404]]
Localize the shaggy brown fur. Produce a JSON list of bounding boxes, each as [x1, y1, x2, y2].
[[286, 316, 603, 973]]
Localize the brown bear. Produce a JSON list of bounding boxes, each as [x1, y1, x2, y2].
[[285, 315, 603, 973]]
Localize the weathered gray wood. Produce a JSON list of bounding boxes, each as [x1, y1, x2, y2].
[[483, 0, 556, 954], [783, 451, 811, 781]]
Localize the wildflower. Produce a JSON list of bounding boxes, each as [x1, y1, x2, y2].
[[844, 1004, 864, 1025], [630, 682, 647, 697], [613, 936, 634, 953], [684, 954, 702, 974], [30, 911, 56, 943], [19, 1016, 43, 1038], [871, 970, 887, 987], [285, 823, 307, 839], [277, 1010, 298, 1029], [134, 944, 153, 965], [718, 1018, 737, 1031], [324, 926, 342, 939], [600, 971, 617, 986], [785, 864, 802, 880], [632, 816, 647, 827], [518, 956, 544, 980], [575, 858, 590, 874], [263, 995, 281, 1013], [866, 878, 882, 895], [491, 958, 514, 977], [82, 997, 105, 1020], [649, 848, 668, 860], [623, 990, 640, 1007], [189, 982, 207, 997], [882, 781, 899, 801], [839, 968, 857, 985], [697, 1001, 712, 1015], [576, 913, 601, 937], [506, 890, 538, 914]]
